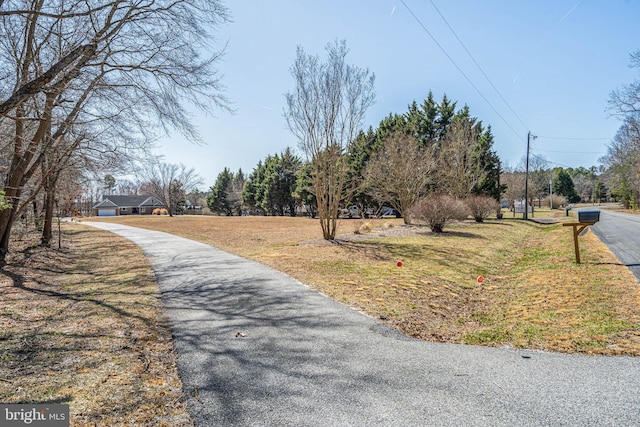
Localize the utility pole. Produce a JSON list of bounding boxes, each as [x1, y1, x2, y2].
[[523, 131, 537, 220], [524, 132, 531, 219]]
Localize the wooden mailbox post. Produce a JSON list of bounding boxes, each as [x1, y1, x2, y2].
[[562, 210, 600, 264]]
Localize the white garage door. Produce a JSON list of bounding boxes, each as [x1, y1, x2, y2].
[[98, 209, 117, 216]]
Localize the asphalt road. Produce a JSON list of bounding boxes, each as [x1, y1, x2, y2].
[[84, 221, 640, 426], [589, 209, 640, 282]]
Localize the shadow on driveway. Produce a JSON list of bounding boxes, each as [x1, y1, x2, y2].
[[84, 221, 640, 426]]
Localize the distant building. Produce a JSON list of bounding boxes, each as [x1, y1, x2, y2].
[[92, 195, 165, 216]]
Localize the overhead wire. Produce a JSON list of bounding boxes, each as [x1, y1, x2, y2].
[[427, 0, 529, 132], [535, 148, 605, 154], [400, 0, 607, 168], [399, 0, 526, 143], [535, 135, 611, 141], [530, 152, 573, 169]]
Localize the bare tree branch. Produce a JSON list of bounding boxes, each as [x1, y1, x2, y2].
[[284, 40, 375, 239]]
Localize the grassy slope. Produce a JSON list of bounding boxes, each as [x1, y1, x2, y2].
[[84, 215, 640, 356]]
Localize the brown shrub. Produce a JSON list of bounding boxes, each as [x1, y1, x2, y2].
[[542, 194, 567, 209], [409, 194, 469, 232], [466, 195, 500, 222], [353, 221, 373, 235]]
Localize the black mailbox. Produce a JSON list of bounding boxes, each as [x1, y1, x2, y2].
[[578, 210, 600, 223]]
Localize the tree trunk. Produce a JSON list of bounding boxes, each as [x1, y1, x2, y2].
[[0, 94, 55, 263], [0, 207, 17, 265], [32, 200, 38, 229], [41, 186, 55, 247]]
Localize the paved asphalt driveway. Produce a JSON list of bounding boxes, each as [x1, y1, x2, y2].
[[85, 221, 640, 426], [590, 209, 640, 282]]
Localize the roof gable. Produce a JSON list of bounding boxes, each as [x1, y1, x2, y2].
[[140, 197, 164, 207], [93, 199, 118, 208], [92, 195, 166, 209]]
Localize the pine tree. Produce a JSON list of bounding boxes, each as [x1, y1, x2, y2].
[[472, 125, 504, 200], [553, 168, 580, 203], [421, 91, 439, 142], [207, 167, 234, 215], [242, 161, 265, 215]]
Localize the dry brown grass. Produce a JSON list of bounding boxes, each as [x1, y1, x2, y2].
[[84, 215, 640, 356], [4, 212, 634, 425], [0, 225, 191, 426]]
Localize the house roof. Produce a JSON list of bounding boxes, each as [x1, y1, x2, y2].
[[92, 195, 165, 209], [93, 199, 118, 208], [140, 197, 164, 207]]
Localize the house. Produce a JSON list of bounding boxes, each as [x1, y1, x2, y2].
[[92, 195, 166, 216]]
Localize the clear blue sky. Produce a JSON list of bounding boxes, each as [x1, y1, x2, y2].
[[153, 0, 640, 189]]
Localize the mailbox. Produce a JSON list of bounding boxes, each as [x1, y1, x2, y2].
[[578, 210, 600, 223]]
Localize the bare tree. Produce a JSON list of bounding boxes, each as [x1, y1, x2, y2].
[[527, 155, 551, 208], [141, 162, 202, 217], [115, 179, 142, 196], [573, 174, 595, 203], [609, 50, 640, 115], [364, 132, 435, 223], [0, 43, 96, 117], [437, 117, 484, 198], [601, 114, 640, 208], [501, 168, 526, 217], [607, 50, 640, 208], [0, 0, 230, 262], [284, 39, 375, 239]]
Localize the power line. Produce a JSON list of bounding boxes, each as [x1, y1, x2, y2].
[[427, 0, 529, 131], [399, 0, 525, 143], [530, 152, 573, 168], [400, 1, 599, 170], [535, 148, 605, 154], [536, 135, 611, 141]]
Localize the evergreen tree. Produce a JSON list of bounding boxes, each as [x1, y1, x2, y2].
[[347, 127, 382, 212], [279, 148, 303, 216], [472, 125, 504, 200], [375, 113, 407, 145], [421, 91, 439, 142], [256, 155, 276, 214], [229, 169, 245, 215], [207, 167, 234, 215], [594, 181, 608, 203], [260, 156, 279, 215], [552, 168, 580, 203], [293, 162, 317, 217], [242, 161, 265, 215], [435, 94, 457, 141], [343, 91, 504, 212], [243, 148, 302, 216]]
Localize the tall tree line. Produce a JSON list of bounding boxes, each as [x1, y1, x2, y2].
[[604, 49, 640, 208], [209, 93, 504, 221], [349, 92, 503, 221]]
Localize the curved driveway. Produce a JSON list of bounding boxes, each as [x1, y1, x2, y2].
[[85, 221, 640, 426], [590, 209, 640, 282]]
